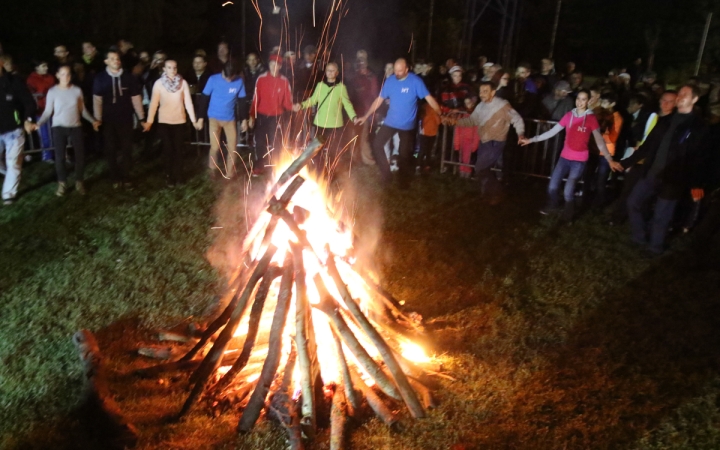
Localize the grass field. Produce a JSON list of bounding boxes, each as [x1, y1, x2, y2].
[[1, 147, 719, 450]]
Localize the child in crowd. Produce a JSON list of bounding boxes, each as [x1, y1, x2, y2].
[[417, 99, 441, 174], [26, 60, 55, 161], [452, 96, 480, 178]]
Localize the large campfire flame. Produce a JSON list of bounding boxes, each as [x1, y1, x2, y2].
[[141, 138, 438, 449]]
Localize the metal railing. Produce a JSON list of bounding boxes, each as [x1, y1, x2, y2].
[[438, 118, 563, 179]]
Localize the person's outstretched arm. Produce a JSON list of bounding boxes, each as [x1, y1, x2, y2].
[[522, 123, 564, 145]]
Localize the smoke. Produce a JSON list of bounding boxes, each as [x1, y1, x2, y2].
[[205, 175, 266, 284]]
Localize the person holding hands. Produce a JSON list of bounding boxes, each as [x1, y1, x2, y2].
[[142, 59, 202, 187], [292, 62, 358, 175]]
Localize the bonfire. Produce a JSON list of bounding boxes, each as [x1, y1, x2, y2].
[[73, 137, 440, 450]]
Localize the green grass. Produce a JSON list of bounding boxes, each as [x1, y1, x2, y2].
[[1, 148, 719, 449]]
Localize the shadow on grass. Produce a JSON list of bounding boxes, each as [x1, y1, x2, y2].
[[469, 246, 720, 448]]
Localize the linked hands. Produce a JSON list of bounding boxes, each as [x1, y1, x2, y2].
[[609, 160, 624, 172]]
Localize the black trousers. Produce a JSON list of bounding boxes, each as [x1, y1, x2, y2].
[[311, 126, 344, 176], [611, 165, 644, 222], [417, 135, 435, 168], [52, 126, 85, 183], [372, 125, 416, 186], [102, 121, 134, 183], [254, 114, 283, 167], [158, 123, 187, 183]]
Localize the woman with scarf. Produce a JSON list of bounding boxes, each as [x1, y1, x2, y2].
[[293, 62, 358, 176], [520, 89, 623, 222], [143, 59, 201, 187]]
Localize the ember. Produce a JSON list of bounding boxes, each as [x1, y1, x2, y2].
[[137, 137, 439, 449]]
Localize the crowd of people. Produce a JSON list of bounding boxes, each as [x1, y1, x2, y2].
[[0, 39, 719, 257]]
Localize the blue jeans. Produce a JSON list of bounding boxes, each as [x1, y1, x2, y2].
[[475, 140, 506, 199], [627, 176, 678, 254], [547, 157, 586, 219]]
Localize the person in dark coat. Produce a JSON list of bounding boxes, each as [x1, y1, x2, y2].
[[620, 84, 709, 255]]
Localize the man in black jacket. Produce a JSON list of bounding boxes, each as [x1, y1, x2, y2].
[[0, 55, 36, 205], [621, 84, 708, 255]]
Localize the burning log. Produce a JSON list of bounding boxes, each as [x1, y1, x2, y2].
[[238, 253, 294, 432], [270, 136, 326, 197], [331, 330, 359, 416], [292, 243, 322, 438], [408, 376, 438, 410], [211, 266, 282, 394], [313, 274, 402, 402], [349, 366, 397, 428], [267, 342, 303, 450], [72, 330, 139, 449], [329, 384, 347, 450], [325, 254, 426, 419], [179, 246, 278, 418]]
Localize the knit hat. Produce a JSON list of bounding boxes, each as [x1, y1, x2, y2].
[[554, 80, 571, 92], [449, 65, 463, 75], [269, 54, 283, 65], [483, 62, 494, 68]]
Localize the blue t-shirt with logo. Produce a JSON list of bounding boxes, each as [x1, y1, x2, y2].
[[203, 74, 247, 121], [379, 72, 430, 130]]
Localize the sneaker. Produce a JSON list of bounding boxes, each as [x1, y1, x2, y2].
[[3, 198, 14, 206], [251, 167, 263, 178], [165, 177, 176, 188], [112, 182, 121, 189], [56, 182, 67, 197], [75, 181, 86, 196]]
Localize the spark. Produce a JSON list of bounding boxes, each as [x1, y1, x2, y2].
[[222, 1, 234, 6]]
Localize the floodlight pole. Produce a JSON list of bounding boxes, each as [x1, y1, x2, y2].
[[549, 0, 562, 59], [695, 12, 713, 76], [427, 0, 435, 60]]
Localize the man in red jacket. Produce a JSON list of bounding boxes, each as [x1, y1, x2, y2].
[[249, 54, 293, 176]]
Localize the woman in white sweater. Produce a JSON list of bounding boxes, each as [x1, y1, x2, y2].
[[36, 65, 99, 196], [143, 59, 202, 187]]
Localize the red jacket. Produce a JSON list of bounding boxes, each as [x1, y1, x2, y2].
[[26, 72, 55, 113], [250, 72, 293, 118]]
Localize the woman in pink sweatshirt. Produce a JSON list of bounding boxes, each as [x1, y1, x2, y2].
[[143, 59, 202, 187]]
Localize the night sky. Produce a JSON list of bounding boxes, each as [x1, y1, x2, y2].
[[0, 0, 717, 77]]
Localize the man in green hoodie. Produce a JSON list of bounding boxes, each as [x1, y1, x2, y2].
[[293, 62, 358, 175]]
